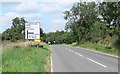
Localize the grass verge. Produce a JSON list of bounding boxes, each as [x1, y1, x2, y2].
[[2, 43, 50, 72], [68, 42, 119, 56]]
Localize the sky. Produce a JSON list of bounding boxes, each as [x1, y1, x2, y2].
[[0, 0, 101, 33]]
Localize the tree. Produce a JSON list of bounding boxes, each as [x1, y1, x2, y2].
[[99, 2, 120, 48], [2, 17, 26, 41], [12, 17, 26, 39], [64, 2, 98, 44], [99, 2, 120, 29], [99, 2, 120, 36], [43, 30, 73, 44], [63, 1, 120, 50], [2, 28, 11, 40]]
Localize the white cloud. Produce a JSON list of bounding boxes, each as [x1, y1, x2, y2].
[[0, 12, 42, 33], [1, 0, 79, 2], [1, 0, 82, 33], [22, 13, 42, 22], [1, 0, 36, 2], [0, 12, 20, 33], [51, 19, 65, 25], [0, 12, 20, 25], [2, 0, 102, 2], [47, 23, 65, 33], [46, 17, 66, 32], [11, 0, 78, 14], [22, 13, 42, 18], [15, 2, 39, 12], [40, 3, 62, 13], [4, 12, 20, 17], [0, 16, 9, 25], [0, 12, 42, 25], [52, 19, 62, 24], [14, 2, 64, 14]]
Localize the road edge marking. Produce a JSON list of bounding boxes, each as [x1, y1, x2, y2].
[[80, 47, 119, 58], [66, 45, 119, 58], [50, 53, 53, 72], [87, 58, 107, 68], [50, 46, 53, 73]]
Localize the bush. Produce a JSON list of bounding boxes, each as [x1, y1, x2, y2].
[[113, 38, 120, 49]]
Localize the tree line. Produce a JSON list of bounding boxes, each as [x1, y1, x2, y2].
[[45, 2, 120, 49], [2, 1, 120, 49], [63, 1, 120, 49], [2, 17, 44, 42], [43, 30, 75, 44]]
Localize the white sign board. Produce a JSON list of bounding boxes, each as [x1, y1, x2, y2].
[[25, 22, 40, 39]]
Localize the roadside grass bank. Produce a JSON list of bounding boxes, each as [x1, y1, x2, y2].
[[2, 42, 51, 72], [66, 42, 120, 56]]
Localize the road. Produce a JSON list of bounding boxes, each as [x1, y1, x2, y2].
[[50, 45, 118, 72]]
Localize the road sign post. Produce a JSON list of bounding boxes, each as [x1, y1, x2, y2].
[[25, 22, 41, 47], [25, 22, 40, 39]]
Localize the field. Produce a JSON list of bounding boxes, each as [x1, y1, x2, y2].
[[2, 41, 51, 72]]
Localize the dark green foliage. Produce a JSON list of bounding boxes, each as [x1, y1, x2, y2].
[[43, 1, 120, 50], [64, 1, 120, 49], [40, 28, 45, 41], [99, 2, 120, 29], [2, 17, 26, 41], [99, 2, 120, 49], [44, 30, 74, 44], [64, 2, 98, 44], [113, 37, 120, 49], [2, 17, 44, 42]]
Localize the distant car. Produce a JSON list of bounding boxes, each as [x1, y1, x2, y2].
[[54, 41, 56, 44], [48, 42, 51, 45]]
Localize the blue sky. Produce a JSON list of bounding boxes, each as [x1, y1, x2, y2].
[[0, 0, 98, 33]]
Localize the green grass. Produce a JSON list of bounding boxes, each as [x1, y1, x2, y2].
[[80, 43, 119, 56], [67, 42, 119, 56], [2, 44, 50, 72]]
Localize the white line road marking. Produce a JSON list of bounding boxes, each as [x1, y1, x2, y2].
[[67, 48, 74, 52], [79, 47, 119, 58], [65, 47, 109, 71], [70, 50, 74, 52], [51, 55, 53, 72], [66, 47, 107, 68], [65, 48, 69, 49], [74, 52, 83, 57], [66, 48, 83, 57], [87, 58, 107, 68], [66, 48, 73, 52]]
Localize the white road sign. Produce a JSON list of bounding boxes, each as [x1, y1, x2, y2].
[[25, 22, 40, 39]]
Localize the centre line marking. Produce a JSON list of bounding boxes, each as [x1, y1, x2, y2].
[[66, 47, 107, 68], [66, 48, 83, 57], [87, 58, 107, 68], [74, 52, 83, 57]]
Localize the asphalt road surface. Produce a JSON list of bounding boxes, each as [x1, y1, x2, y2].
[[50, 45, 118, 72]]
